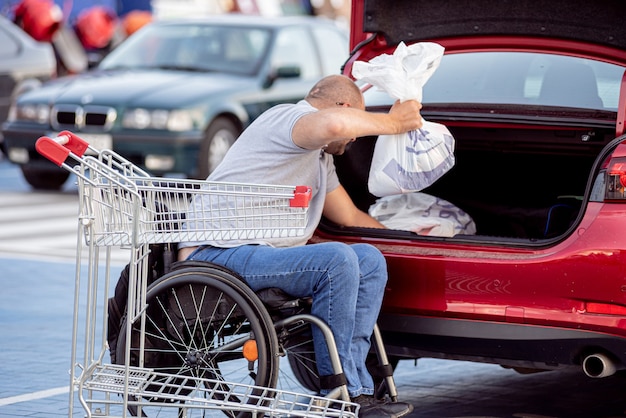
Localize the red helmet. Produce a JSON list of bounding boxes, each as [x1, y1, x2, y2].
[[14, 0, 63, 42], [75, 6, 118, 49]]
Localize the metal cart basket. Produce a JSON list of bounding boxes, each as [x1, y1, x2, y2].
[[36, 131, 359, 417]]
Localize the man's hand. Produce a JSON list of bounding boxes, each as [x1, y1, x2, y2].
[[388, 100, 423, 133]]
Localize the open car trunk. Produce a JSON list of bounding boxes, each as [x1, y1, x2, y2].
[[331, 108, 616, 244], [331, 0, 626, 246]]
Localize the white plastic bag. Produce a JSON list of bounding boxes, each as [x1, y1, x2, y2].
[[352, 42, 455, 197], [367, 120, 455, 196], [369, 192, 476, 237]]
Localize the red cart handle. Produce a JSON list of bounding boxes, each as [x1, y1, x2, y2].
[[35, 131, 90, 166], [290, 185, 312, 208]]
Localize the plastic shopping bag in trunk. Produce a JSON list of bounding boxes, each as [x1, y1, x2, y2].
[[352, 42, 455, 197]]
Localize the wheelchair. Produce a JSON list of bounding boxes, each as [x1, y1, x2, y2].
[[113, 258, 400, 417]]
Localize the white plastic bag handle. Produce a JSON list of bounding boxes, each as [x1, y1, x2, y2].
[[351, 41, 444, 102]]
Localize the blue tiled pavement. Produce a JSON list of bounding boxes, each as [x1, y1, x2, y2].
[[1, 258, 78, 417], [0, 256, 126, 417]]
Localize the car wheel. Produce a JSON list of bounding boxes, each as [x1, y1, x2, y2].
[[197, 117, 239, 179], [21, 165, 70, 190]]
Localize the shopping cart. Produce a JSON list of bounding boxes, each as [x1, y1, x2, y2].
[[37, 131, 397, 418]]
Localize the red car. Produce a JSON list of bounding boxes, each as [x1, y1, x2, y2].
[[314, 0, 626, 378]]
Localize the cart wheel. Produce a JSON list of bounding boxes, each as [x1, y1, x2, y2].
[[116, 265, 279, 417]]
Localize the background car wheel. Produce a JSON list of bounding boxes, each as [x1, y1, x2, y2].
[[21, 165, 70, 190], [198, 117, 239, 179]]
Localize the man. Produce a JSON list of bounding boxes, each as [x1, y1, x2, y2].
[[178, 74, 422, 417]]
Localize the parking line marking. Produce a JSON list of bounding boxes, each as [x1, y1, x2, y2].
[[0, 386, 69, 406]]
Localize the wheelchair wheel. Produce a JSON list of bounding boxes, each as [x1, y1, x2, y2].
[[116, 265, 279, 417], [278, 325, 320, 393], [254, 288, 321, 395]]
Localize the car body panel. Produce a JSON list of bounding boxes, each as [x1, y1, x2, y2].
[[318, 198, 626, 330], [0, 15, 56, 127]]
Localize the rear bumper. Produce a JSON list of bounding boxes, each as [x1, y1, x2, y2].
[[379, 314, 626, 370]]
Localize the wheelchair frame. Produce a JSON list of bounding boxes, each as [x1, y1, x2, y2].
[[36, 132, 398, 417]]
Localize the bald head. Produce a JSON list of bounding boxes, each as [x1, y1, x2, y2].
[[305, 75, 364, 110]]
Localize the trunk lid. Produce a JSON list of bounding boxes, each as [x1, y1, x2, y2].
[[350, 0, 626, 52]]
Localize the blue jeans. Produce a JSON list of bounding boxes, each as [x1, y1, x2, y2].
[[186, 242, 387, 397]]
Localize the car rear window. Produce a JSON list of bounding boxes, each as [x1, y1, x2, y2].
[[363, 52, 624, 111]]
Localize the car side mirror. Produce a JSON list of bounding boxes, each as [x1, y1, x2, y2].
[[263, 65, 301, 89]]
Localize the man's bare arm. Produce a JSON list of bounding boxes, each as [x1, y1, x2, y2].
[[322, 185, 386, 229], [292, 100, 423, 150]]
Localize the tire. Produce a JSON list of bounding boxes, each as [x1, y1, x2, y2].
[[116, 265, 279, 417], [197, 117, 239, 179], [21, 165, 69, 190]]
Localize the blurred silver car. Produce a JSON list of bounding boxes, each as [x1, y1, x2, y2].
[[0, 14, 56, 134]]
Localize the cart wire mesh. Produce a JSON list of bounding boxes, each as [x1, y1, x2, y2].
[[75, 152, 311, 247], [82, 364, 358, 417]]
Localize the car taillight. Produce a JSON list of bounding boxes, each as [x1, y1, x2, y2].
[[605, 157, 626, 200], [586, 302, 626, 316]]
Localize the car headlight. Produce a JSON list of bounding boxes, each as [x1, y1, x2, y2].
[[122, 108, 200, 131], [11, 103, 51, 123]]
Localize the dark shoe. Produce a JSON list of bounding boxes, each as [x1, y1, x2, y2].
[[351, 395, 414, 418]]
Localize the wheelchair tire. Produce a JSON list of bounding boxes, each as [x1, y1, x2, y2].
[[116, 265, 280, 417]]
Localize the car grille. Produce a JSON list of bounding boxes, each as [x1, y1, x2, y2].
[[51, 104, 116, 131]]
